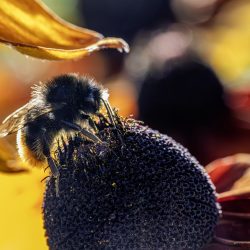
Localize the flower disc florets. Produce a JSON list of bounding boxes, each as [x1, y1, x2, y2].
[[43, 117, 220, 250]]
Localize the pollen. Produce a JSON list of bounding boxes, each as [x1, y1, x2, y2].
[[43, 118, 220, 250]]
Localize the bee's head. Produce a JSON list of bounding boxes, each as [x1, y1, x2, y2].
[[36, 74, 103, 114]]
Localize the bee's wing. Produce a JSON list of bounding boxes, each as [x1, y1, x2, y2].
[[0, 101, 63, 137]]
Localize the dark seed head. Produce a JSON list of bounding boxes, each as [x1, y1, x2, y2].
[[43, 118, 220, 250]]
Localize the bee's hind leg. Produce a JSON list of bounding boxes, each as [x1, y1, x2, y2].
[[47, 156, 60, 197], [42, 136, 60, 196]]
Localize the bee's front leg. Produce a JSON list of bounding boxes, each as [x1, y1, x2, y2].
[[61, 120, 102, 143], [79, 112, 98, 132]]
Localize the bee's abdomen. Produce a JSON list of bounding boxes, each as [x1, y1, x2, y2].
[[17, 127, 47, 168]]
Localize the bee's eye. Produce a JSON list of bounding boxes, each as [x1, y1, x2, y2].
[[85, 98, 95, 106]]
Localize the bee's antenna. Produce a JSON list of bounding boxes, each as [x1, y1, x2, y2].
[[101, 98, 124, 144], [101, 98, 117, 128]]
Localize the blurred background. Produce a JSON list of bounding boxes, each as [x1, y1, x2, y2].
[[1, 0, 250, 165], [0, 0, 250, 249]]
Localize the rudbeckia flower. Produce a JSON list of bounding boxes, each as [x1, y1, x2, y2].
[[1, 116, 250, 249]]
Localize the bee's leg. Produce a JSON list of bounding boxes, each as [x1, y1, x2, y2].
[[41, 175, 50, 183], [61, 120, 102, 143], [80, 112, 98, 132], [88, 117, 98, 132], [101, 98, 124, 144], [46, 155, 60, 196], [44, 166, 49, 173], [46, 156, 59, 178], [42, 136, 60, 196], [96, 112, 110, 124]]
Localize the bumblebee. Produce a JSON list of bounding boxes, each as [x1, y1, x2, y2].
[[0, 73, 117, 179]]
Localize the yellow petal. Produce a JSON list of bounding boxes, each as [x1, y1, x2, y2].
[[0, 0, 129, 60], [0, 169, 48, 250]]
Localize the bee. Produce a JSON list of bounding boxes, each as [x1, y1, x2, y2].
[[0, 73, 118, 181]]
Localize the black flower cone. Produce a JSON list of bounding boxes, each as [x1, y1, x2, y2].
[[43, 117, 220, 250]]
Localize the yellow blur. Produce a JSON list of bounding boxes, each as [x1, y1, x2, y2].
[[197, 0, 250, 84], [0, 169, 48, 250]]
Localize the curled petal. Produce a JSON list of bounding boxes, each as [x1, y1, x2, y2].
[[10, 37, 129, 60], [0, 0, 129, 60]]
